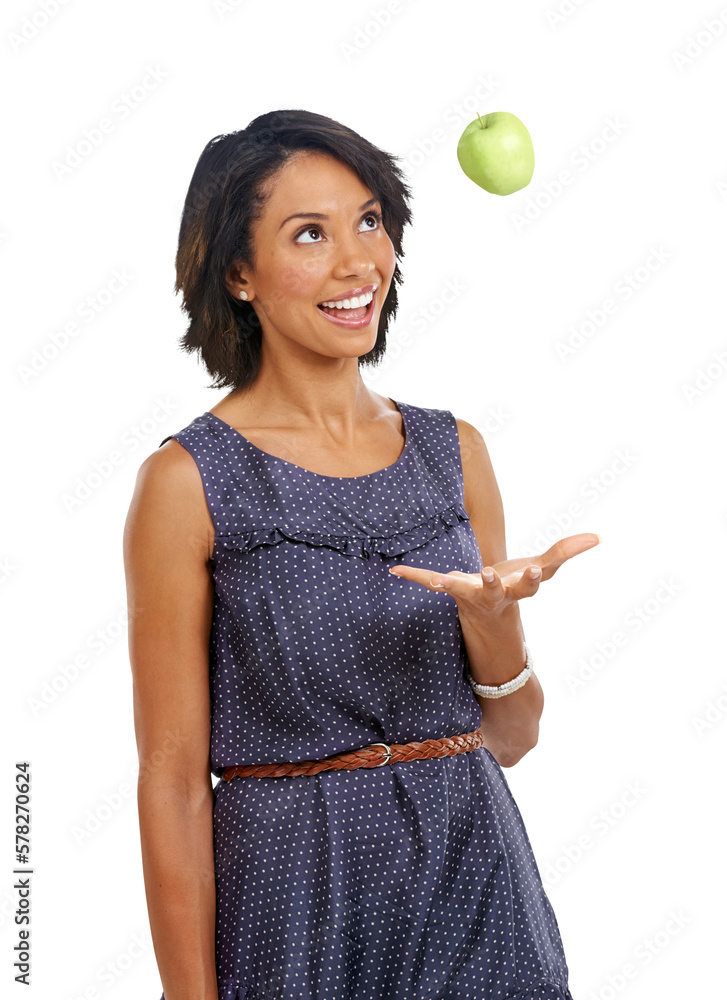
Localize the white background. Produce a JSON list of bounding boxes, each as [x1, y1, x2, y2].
[[3, 0, 725, 997]]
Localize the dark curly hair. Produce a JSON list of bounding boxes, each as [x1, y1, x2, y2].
[[174, 109, 414, 392]]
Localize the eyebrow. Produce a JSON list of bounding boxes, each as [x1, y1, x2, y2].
[[278, 197, 379, 231]]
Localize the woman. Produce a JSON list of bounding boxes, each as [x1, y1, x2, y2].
[[124, 109, 597, 1000]]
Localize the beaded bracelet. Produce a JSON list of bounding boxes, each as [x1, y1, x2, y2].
[[466, 643, 534, 699]]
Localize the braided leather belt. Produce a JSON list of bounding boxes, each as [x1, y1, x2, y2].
[[221, 729, 486, 780]]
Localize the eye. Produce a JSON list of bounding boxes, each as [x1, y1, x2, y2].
[[294, 225, 323, 245], [293, 210, 383, 244], [360, 210, 382, 231]]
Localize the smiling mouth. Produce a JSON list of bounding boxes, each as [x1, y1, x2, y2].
[[316, 288, 377, 326]]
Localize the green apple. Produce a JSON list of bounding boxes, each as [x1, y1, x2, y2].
[[457, 111, 535, 196]]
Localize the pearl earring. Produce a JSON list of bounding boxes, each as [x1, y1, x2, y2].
[[239, 290, 248, 301]]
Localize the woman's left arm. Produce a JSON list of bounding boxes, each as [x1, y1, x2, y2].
[[454, 417, 543, 767], [388, 417, 600, 768]]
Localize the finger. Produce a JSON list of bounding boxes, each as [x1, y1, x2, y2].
[[494, 533, 601, 581], [540, 533, 602, 576], [480, 565, 506, 606], [483, 564, 541, 606], [426, 570, 477, 594], [388, 565, 475, 594], [509, 564, 542, 599]]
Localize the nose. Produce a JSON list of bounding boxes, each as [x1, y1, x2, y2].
[[331, 228, 377, 279]]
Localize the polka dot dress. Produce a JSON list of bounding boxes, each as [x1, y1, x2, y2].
[[157, 399, 574, 1000]]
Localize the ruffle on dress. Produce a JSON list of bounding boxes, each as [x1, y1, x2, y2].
[[213, 501, 471, 561]]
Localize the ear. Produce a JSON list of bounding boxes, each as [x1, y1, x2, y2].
[[224, 260, 253, 301]]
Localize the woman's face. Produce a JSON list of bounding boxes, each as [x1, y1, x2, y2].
[[226, 150, 396, 362]]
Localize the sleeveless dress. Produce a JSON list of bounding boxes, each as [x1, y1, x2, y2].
[[156, 398, 574, 1000]]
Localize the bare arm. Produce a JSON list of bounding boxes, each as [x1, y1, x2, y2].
[[457, 418, 544, 767], [123, 440, 218, 1000]]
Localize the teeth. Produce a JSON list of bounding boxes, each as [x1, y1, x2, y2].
[[319, 289, 375, 310]]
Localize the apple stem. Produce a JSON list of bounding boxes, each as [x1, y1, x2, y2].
[[477, 112, 487, 129]]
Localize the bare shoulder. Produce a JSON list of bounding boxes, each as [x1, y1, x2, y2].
[[453, 418, 499, 506], [453, 417, 506, 566], [123, 439, 215, 565]]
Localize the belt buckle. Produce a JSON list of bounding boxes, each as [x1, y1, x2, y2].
[[364, 742, 392, 767]]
